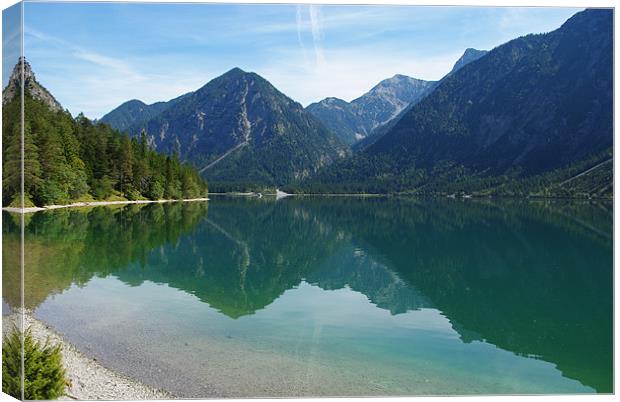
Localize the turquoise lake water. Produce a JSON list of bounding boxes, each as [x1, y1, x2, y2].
[[2, 197, 613, 396]]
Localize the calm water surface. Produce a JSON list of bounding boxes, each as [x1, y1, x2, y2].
[[2, 197, 613, 396]]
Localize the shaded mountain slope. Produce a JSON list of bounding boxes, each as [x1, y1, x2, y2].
[[303, 9, 612, 196], [98, 93, 191, 132], [306, 74, 435, 145], [115, 68, 346, 190]]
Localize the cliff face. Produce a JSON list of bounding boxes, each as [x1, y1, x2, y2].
[[2, 57, 64, 112], [306, 75, 435, 146]]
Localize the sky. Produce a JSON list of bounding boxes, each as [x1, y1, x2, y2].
[[3, 2, 582, 119]]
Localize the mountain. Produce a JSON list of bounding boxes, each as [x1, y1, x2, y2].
[[352, 48, 489, 152], [353, 74, 436, 133], [305, 97, 363, 146], [2, 59, 207, 207], [446, 48, 488, 76], [2, 57, 63, 112], [306, 75, 435, 145], [301, 9, 612, 197], [308, 49, 488, 148], [98, 93, 192, 132], [116, 68, 346, 190]]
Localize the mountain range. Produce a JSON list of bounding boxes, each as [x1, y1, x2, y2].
[[351, 48, 488, 152], [99, 47, 488, 190], [305, 48, 487, 146], [305, 75, 435, 145], [96, 9, 613, 196], [102, 68, 346, 190], [302, 8, 612, 196]]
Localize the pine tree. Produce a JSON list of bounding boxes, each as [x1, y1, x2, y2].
[[2, 92, 208, 206], [2, 327, 66, 400], [118, 135, 135, 199]]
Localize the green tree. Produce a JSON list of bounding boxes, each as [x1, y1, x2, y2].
[[2, 94, 208, 206], [2, 327, 66, 400], [118, 135, 135, 198]]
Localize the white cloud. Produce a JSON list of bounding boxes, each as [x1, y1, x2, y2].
[[72, 51, 140, 79], [308, 5, 323, 42]]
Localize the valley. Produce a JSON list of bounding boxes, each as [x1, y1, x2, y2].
[[93, 9, 612, 198]]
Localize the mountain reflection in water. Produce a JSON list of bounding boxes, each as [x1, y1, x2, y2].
[[2, 197, 612, 394]]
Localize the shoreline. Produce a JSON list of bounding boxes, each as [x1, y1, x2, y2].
[[208, 192, 385, 197], [211, 192, 612, 201], [2, 310, 173, 400], [2, 197, 210, 214], [3, 192, 611, 215]]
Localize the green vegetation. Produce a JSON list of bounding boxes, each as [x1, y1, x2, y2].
[[103, 68, 346, 191], [2, 202, 209, 310], [292, 148, 613, 198], [2, 94, 208, 207], [2, 326, 66, 400], [3, 197, 612, 392], [294, 10, 612, 199]]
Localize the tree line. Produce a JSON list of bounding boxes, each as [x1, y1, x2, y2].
[[2, 94, 208, 207], [287, 148, 613, 198]]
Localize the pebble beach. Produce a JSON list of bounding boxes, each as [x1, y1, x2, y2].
[[2, 311, 172, 400]]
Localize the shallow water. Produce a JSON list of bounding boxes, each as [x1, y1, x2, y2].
[[2, 197, 613, 396]]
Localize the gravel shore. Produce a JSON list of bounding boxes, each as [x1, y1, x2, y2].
[[2, 311, 173, 400], [2, 197, 209, 214]]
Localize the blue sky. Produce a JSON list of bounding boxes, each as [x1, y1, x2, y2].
[[2, 2, 21, 90], [4, 2, 581, 119]]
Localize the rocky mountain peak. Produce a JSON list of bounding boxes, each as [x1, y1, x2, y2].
[[385, 74, 423, 85], [363, 74, 431, 99], [2, 57, 63, 112], [225, 67, 246, 75], [318, 97, 348, 107], [11, 56, 36, 82], [448, 48, 488, 76], [463, 48, 484, 57]]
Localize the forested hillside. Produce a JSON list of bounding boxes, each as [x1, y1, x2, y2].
[[99, 94, 192, 133], [104, 67, 346, 191], [2, 59, 207, 207], [298, 9, 612, 198]]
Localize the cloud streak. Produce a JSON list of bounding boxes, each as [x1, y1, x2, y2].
[[23, 27, 212, 118], [308, 5, 325, 67], [295, 5, 308, 65]]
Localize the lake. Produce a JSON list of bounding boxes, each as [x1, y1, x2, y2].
[[2, 197, 613, 397]]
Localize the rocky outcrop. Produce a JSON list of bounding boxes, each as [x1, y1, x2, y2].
[[306, 75, 435, 146], [2, 57, 63, 112]]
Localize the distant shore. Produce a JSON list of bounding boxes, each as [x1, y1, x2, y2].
[[209, 191, 385, 197], [3, 192, 610, 215], [2, 311, 172, 400], [209, 192, 612, 200], [2, 197, 210, 214]]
